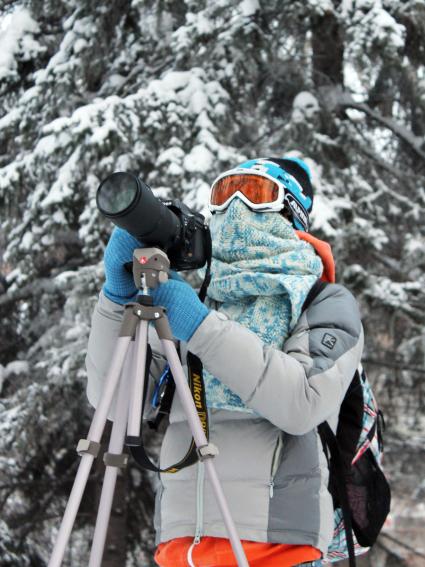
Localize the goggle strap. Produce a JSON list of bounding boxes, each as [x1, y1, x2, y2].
[[284, 193, 310, 232]]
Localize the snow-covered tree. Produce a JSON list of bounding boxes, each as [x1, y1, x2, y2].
[[1, 0, 424, 565]]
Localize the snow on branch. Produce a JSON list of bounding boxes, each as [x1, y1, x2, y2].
[[0, 278, 57, 308], [323, 88, 425, 162]]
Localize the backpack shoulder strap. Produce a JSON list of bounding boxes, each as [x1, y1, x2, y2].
[[318, 421, 357, 567], [302, 279, 329, 314]]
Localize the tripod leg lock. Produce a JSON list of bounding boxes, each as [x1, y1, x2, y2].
[[77, 439, 101, 458], [196, 443, 219, 462], [103, 452, 129, 469]]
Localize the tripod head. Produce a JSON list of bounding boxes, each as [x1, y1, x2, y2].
[[132, 248, 170, 293]]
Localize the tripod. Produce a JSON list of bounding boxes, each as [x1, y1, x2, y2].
[[48, 248, 249, 567]]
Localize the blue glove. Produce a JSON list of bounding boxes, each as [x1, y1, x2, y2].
[[152, 279, 209, 342], [103, 227, 192, 305], [103, 227, 140, 304]]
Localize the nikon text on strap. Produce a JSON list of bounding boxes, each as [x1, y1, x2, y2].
[[130, 351, 209, 473]]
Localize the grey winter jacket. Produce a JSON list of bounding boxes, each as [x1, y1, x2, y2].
[[85, 282, 363, 555]]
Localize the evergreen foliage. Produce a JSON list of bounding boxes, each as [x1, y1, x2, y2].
[[0, 0, 424, 564]]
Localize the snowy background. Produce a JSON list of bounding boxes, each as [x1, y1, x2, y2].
[[0, 0, 424, 565]]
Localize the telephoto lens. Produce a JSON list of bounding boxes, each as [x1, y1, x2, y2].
[[97, 172, 181, 250], [97, 171, 211, 271]]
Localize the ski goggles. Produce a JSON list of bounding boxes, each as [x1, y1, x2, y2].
[[209, 169, 285, 212], [208, 169, 310, 231]]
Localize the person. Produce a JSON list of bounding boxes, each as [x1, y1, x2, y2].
[[85, 157, 364, 567]]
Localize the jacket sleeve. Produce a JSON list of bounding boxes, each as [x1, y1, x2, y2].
[[85, 290, 167, 418], [187, 284, 364, 435]]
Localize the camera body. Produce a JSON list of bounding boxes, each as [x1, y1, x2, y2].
[[163, 199, 209, 270], [96, 172, 211, 271]]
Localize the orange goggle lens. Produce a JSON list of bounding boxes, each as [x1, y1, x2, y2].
[[210, 174, 280, 206]]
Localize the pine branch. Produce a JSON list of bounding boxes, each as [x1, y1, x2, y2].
[[348, 118, 402, 178], [0, 472, 101, 492], [354, 135, 412, 184], [348, 103, 425, 161], [363, 358, 425, 375], [380, 532, 425, 560], [13, 511, 93, 528], [376, 538, 409, 564], [330, 90, 425, 162], [0, 279, 58, 308]]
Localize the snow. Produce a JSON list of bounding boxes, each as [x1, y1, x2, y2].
[[193, 12, 213, 35], [0, 108, 21, 130], [35, 132, 72, 157], [40, 234, 54, 246], [34, 135, 58, 156], [400, 501, 425, 519], [373, 9, 405, 49], [4, 361, 29, 377], [40, 149, 80, 207], [21, 85, 41, 103], [355, 218, 389, 250], [73, 38, 88, 54], [345, 108, 366, 121], [184, 145, 214, 173], [404, 235, 425, 255], [54, 270, 79, 284], [0, 160, 21, 193], [89, 120, 120, 145], [305, 0, 334, 15], [368, 277, 413, 307], [21, 232, 34, 250], [310, 194, 338, 236], [158, 147, 185, 165], [196, 181, 212, 217], [147, 69, 226, 123], [0, 7, 40, 80], [100, 73, 127, 91], [240, 0, 260, 16], [189, 89, 209, 115], [151, 71, 191, 94], [344, 62, 367, 102], [341, 0, 354, 13], [167, 162, 183, 176], [65, 325, 86, 341]]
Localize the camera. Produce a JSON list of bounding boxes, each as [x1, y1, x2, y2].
[[96, 172, 210, 271]]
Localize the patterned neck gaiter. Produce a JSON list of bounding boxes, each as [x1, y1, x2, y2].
[[203, 199, 323, 412]]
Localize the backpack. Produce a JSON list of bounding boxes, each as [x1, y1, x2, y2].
[[303, 281, 391, 566]]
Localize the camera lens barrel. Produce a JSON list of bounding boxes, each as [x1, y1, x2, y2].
[[96, 172, 181, 249]]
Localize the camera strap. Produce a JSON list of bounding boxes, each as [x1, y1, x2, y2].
[[130, 351, 209, 474], [198, 228, 212, 302]]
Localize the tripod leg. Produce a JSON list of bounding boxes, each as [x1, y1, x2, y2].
[[48, 336, 132, 567], [160, 338, 249, 567], [126, 319, 149, 442], [88, 342, 134, 567]]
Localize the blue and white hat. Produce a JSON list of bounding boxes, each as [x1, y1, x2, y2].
[[236, 156, 314, 232]]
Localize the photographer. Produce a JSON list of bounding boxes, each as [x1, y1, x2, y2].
[[86, 157, 363, 567]]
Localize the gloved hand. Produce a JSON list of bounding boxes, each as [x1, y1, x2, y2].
[[103, 227, 194, 306], [103, 227, 140, 304], [152, 279, 209, 342]]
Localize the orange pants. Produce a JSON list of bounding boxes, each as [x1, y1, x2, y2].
[[155, 536, 322, 567]]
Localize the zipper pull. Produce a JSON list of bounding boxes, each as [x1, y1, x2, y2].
[[269, 480, 274, 498], [188, 535, 201, 567]]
